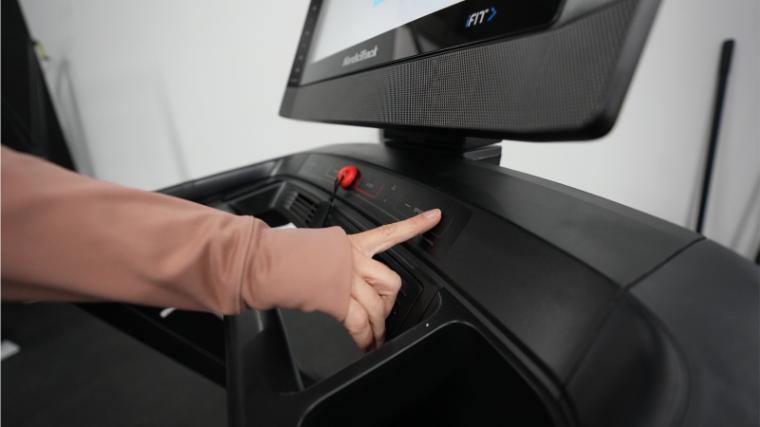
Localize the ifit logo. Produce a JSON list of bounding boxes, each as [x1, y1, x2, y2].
[[465, 6, 497, 28], [342, 45, 378, 66]]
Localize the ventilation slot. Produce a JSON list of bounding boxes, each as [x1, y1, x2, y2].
[[283, 191, 319, 226]]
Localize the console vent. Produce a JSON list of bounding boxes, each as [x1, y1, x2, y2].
[[282, 191, 318, 226]]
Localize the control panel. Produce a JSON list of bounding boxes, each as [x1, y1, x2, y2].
[[298, 154, 471, 257], [226, 172, 449, 383]]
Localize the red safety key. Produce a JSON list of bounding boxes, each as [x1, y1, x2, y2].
[[337, 165, 359, 189]]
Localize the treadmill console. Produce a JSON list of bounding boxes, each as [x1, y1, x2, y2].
[[80, 0, 759, 425], [221, 155, 473, 382], [298, 154, 472, 256], [94, 144, 758, 427]]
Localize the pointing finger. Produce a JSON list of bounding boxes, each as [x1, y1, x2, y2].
[[355, 209, 441, 255]]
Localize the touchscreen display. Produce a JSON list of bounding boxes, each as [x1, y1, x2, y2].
[[291, 0, 561, 86], [309, 0, 464, 63]]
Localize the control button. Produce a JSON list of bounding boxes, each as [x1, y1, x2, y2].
[[358, 178, 379, 194], [420, 236, 436, 250], [432, 212, 452, 234], [337, 165, 359, 189], [395, 200, 423, 218], [355, 176, 383, 197], [422, 212, 451, 248]]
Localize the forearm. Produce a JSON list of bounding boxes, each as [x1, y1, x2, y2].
[[1, 147, 352, 319]]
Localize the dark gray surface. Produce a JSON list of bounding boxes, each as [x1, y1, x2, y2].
[[1, 303, 226, 427], [124, 146, 755, 427], [631, 240, 760, 427], [307, 145, 701, 287], [567, 294, 688, 427]]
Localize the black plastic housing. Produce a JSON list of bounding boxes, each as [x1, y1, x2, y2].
[[280, 0, 661, 142], [105, 143, 755, 427]]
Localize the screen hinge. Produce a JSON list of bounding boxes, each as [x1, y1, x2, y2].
[[381, 129, 502, 165]]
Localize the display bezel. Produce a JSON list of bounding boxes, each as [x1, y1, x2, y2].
[[290, 0, 562, 87]]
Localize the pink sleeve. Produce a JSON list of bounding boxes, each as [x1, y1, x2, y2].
[[0, 147, 352, 320]]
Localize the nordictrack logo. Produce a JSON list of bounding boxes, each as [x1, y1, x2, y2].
[[342, 45, 378, 67]]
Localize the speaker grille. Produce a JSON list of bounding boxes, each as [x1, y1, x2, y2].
[[283, 191, 318, 226]]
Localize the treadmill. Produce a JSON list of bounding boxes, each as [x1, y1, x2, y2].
[[84, 0, 760, 426]]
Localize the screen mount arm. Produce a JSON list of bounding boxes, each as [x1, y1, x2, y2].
[[381, 129, 502, 165]]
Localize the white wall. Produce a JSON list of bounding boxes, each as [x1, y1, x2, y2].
[[19, 0, 378, 190], [499, 0, 760, 259], [20, 0, 759, 259]]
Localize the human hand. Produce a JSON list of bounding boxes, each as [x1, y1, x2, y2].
[[343, 209, 442, 351]]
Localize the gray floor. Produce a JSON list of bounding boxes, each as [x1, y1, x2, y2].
[[1, 303, 227, 427]]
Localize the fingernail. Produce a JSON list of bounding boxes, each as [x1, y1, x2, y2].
[[423, 209, 441, 219]]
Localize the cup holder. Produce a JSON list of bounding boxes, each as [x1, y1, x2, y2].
[[300, 322, 556, 427]]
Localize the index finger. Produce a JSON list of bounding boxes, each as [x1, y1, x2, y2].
[[355, 209, 442, 255]]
